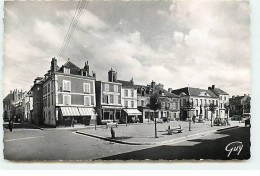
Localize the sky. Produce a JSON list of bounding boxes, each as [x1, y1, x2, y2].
[[3, 0, 250, 97]]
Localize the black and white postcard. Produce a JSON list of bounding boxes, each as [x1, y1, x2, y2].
[[2, 0, 251, 161]]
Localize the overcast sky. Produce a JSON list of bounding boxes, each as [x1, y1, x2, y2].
[[3, 0, 250, 97]]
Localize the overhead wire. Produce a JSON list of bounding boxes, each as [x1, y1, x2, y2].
[[58, 0, 88, 60]]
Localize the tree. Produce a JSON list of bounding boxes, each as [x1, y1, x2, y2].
[[147, 92, 161, 138]]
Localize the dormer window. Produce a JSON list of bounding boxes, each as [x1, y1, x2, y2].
[[64, 67, 70, 74], [83, 71, 87, 76]]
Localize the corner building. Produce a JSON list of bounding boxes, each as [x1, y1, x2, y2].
[[42, 58, 97, 127]]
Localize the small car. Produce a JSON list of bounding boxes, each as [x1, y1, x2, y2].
[[157, 117, 169, 123]]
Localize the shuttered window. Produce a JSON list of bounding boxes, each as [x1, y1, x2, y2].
[[63, 95, 71, 105], [84, 96, 91, 106], [83, 83, 91, 93], [105, 84, 109, 92], [63, 80, 71, 92]]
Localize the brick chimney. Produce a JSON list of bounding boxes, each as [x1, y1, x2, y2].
[[108, 68, 117, 82], [84, 61, 90, 75], [212, 85, 215, 89], [51, 57, 58, 72], [168, 88, 172, 92]]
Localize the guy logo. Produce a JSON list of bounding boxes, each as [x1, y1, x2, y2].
[[225, 141, 243, 157]]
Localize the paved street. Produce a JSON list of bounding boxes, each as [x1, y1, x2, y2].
[[3, 122, 250, 161]]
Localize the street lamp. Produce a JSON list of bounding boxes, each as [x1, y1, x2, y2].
[[95, 113, 98, 130], [125, 106, 128, 127]]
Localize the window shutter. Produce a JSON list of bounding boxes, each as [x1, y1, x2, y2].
[[68, 81, 71, 91], [63, 81, 66, 91]]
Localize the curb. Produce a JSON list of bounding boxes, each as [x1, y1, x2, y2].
[[75, 125, 240, 146]]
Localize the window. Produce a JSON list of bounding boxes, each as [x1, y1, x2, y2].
[[63, 95, 71, 105], [124, 89, 128, 97], [209, 100, 211, 104], [131, 101, 134, 108], [48, 94, 50, 107], [105, 84, 109, 91], [51, 92, 53, 105], [83, 83, 91, 93], [196, 99, 198, 106], [213, 100, 215, 105], [114, 85, 118, 92], [141, 100, 144, 106], [64, 67, 70, 74], [110, 95, 114, 104], [221, 103, 223, 108], [118, 95, 121, 104], [131, 90, 134, 97], [204, 99, 207, 105], [47, 84, 49, 93], [103, 95, 109, 104], [114, 95, 118, 104], [200, 99, 202, 106], [220, 96, 222, 100], [63, 80, 71, 92], [125, 100, 128, 107], [224, 96, 226, 101], [216, 100, 218, 106], [84, 96, 91, 106]]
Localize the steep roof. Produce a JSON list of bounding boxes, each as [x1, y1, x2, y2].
[[58, 61, 81, 75], [172, 87, 218, 98], [210, 88, 229, 95], [153, 85, 179, 98], [117, 80, 135, 87], [3, 93, 13, 101]]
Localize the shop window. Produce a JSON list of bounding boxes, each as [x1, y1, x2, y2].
[[84, 96, 91, 106]]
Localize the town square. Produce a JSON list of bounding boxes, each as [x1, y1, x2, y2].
[[2, 0, 251, 161]]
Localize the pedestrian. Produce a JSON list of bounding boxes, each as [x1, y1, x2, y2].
[[71, 117, 74, 127], [192, 116, 196, 123], [8, 119, 14, 132]]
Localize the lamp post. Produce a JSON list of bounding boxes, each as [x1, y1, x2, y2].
[[125, 106, 128, 127], [154, 110, 158, 138], [95, 113, 98, 130]]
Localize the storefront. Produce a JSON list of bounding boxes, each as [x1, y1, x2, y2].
[[122, 108, 142, 123], [58, 107, 96, 126], [100, 107, 122, 124]]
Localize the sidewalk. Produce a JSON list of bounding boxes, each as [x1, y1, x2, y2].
[[76, 121, 243, 145]]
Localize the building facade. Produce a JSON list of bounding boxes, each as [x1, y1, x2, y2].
[[172, 87, 219, 121], [3, 91, 14, 120], [117, 79, 142, 123], [42, 58, 97, 127], [95, 69, 122, 124], [208, 85, 229, 119], [136, 81, 180, 123], [31, 77, 44, 125]]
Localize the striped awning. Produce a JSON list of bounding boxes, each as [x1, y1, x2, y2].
[[78, 107, 96, 116], [60, 107, 81, 116], [123, 109, 142, 115]]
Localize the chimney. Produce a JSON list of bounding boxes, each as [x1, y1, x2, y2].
[[108, 68, 117, 82], [51, 57, 58, 72], [168, 88, 172, 92], [130, 78, 134, 84], [244, 94, 246, 97], [151, 80, 155, 88], [92, 71, 96, 78], [232, 95, 235, 99], [84, 61, 90, 75], [212, 85, 215, 89]]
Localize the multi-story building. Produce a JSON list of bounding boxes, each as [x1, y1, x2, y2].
[[42, 58, 97, 127], [136, 81, 180, 123], [22, 91, 33, 122], [172, 87, 219, 121], [208, 85, 229, 119], [95, 68, 122, 124], [229, 94, 250, 116], [31, 77, 44, 125], [3, 91, 14, 120], [117, 78, 142, 123]]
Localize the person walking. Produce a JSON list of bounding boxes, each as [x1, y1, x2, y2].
[[8, 119, 14, 132]]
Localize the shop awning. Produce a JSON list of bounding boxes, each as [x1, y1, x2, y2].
[[60, 107, 81, 116], [123, 109, 142, 115], [78, 107, 96, 116]]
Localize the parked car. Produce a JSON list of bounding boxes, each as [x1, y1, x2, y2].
[[214, 118, 227, 126], [231, 115, 241, 121], [157, 117, 169, 123]]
